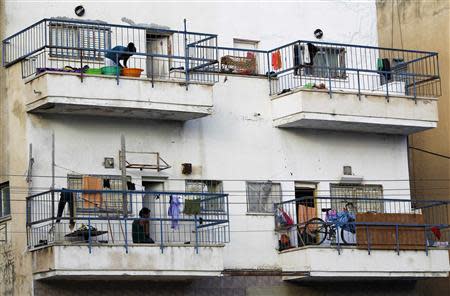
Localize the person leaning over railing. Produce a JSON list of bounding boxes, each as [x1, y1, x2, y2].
[[105, 42, 136, 68], [132, 207, 155, 244]]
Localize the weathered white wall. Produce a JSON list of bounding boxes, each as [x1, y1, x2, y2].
[[280, 247, 450, 279], [24, 75, 411, 270], [33, 245, 225, 279], [4, 0, 378, 48], [1, 0, 417, 285]]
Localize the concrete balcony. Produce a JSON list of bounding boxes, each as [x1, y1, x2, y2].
[[279, 246, 450, 280], [24, 72, 213, 120], [32, 244, 224, 280], [271, 89, 438, 135]]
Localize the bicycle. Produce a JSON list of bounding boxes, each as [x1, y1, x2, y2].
[[299, 202, 357, 245]]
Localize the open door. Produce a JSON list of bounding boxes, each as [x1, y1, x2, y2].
[[146, 31, 172, 79], [295, 183, 317, 246], [142, 179, 166, 243]]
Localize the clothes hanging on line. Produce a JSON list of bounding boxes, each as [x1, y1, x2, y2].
[[183, 198, 201, 215], [127, 181, 136, 191], [56, 189, 75, 228], [304, 43, 318, 66], [168, 195, 181, 229], [82, 176, 103, 209], [377, 58, 391, 83], [271, 50, 282, 70], [103, 178, 111, 189]]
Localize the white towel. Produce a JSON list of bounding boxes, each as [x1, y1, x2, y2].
[[304, 44, 310, 64]]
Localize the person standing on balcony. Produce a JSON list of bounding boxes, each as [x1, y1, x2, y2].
[[105, 42, 137, 68], [132, 207, 155, 243]]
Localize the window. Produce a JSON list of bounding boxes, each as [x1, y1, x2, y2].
[[294, 44, 346, 78], [49, 22, 111, 60], [330, 184, 383, 213], [67, 174, 131, 214], [186, 180, 224, 212], [0, 182, 10, 219], [246, 182, 282, 214], [233, 39, 259, 50]]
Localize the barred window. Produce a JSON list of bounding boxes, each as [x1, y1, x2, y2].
[[330, 184, 383, 213], [294, 44, 346, 78], [246, 182, 282, 214], [185, 180, 224, 212], [49, 22, 111, 60], [67, 174, 131, 215], [0, 182, 10, 218]]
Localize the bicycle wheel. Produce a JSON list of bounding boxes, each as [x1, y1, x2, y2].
[[303, 218, 327, 245], [340, 226, 356, 245]]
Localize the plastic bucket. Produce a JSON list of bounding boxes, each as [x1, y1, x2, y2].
[[85, 68, 102, 75], [122, 68, 144, 77], [101, 66, 121, 76]]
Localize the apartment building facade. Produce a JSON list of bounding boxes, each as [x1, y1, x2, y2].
[[0, 1, 448, 295]]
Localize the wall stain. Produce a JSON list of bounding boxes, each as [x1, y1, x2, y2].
[[12, 100, 25, 128]]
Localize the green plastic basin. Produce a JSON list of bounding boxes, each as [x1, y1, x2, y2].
[[101, 66, 121, 76], [85, 68, 102, 75]]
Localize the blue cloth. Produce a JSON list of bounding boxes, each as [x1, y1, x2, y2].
[[168, 195, 181, 229]]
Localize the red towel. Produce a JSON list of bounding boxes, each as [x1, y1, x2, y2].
[[431, 226, 441, 240], [272, 50, 282, 70]]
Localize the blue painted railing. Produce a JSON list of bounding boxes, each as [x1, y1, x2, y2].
[[275, 196, 449, 255], [26, 189, 229, 254]]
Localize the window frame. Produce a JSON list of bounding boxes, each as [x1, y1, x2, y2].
[[48, 22, 111, 61], [297, 45, 347, 79], [246, 181, 282, 214], [0, 182, 11, 221], [329, 183, 384, 213], [185, 180, 225, 213], [67, 174, 132, 215]]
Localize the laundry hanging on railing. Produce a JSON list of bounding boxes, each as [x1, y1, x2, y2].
[[304, 43, 318, 66], [168, 195, 181, 229], [271, 50, 282, 70], [82, 176, 103, 209], [377, 58, 392, 83], [183, 198, 201, 215]]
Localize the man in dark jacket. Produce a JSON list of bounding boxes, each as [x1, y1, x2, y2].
[[105, 42, 136, 68], [132, 207, 155, 243]]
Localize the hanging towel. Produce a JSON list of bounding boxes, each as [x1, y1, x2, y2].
[[305, 43, 318, 66], [304, 44, 311, 64], [82, 176, 103, 209], [183, 198, 201, 215], [103, 179, 111, 189], [168, 195, 181, 229], [127, 181, 136, 191], [271, 50, 282, 70]]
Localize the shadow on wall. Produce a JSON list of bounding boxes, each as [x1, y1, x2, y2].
[[33, 278, 430, 296]]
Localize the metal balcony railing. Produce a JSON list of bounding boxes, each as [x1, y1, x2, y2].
[[2, 18, 219, 86], [2, 19, 441, 98], [192, 41, 440, 98], [275, 196, 449, 255], [26, 189, 230, 253], [266, 41, 441, 98]]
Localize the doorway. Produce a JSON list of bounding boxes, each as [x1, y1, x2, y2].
[[142, 179, 166, 243], [146, 31, 172, 79], [295, 183, 317, 246]]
